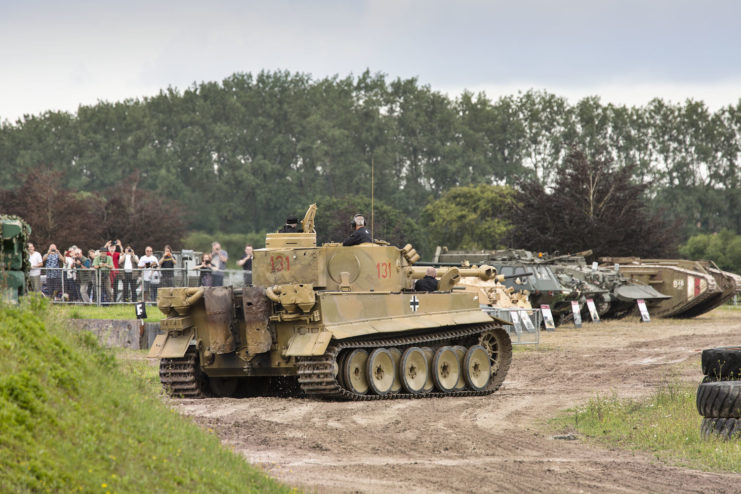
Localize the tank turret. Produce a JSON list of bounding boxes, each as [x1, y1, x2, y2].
[[150, 205, 512, 400]]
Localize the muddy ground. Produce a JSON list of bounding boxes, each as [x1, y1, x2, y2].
[[172, 310, 741, 493]]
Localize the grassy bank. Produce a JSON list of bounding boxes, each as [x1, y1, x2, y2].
[[0, 297, 291, 493], [553, 382, 741, 473]]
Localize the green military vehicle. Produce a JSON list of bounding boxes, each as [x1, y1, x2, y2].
[[149, 205, 512, 400], [542, 251, 670, 319], [1, 215, 31, 303], [434, 248, 580, 324]]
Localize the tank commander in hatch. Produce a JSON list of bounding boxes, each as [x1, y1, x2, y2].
[[342, 214, 372, 246], [415, 267, 438, 292], [278, 216, 302, 233]]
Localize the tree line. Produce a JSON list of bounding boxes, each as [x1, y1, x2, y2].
[[1, 70, 739, 258]]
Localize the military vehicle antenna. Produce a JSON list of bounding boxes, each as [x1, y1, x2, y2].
[[371, 156, 375, 240]]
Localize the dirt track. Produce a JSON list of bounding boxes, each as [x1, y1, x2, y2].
[[173, 310, 741, 493]]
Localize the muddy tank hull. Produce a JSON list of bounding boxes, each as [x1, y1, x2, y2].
[[153, 284, 512, 399]]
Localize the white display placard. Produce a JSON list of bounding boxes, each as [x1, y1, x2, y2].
[[519, 311, 535, 332], [637, 299, 651, 322], [585, 298, 600, 322], [540, 304, 556, 331], [571, 300, 582, 328], [509, 310, 523, 334]]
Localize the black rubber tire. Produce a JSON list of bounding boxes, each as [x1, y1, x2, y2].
[[701, 346, 741, 380], [700, 417, 741, 440], [696, 381, 741, 418]]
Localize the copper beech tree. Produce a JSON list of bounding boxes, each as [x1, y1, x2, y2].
[[510, 148, 679, 258], [0, 169, 185, 252]]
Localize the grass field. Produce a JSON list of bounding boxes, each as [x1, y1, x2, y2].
[[55, 303, 164, 322], [553, 381, 741, 473], [0, 297, 292, 493]]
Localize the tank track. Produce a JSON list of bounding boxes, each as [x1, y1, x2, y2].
[[297, 322, 511, 401], [159, 347, 209, 398]]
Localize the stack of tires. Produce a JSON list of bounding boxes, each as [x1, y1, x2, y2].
[[697, 346, 741, 440]]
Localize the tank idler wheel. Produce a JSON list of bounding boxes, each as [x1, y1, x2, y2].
[[388, 347, 403, 393], [400, 347, 429, 394], [421, 347, 435, 393], [367, 348, 396, 396], [451, 345, 467, 391], [209, 377, 239, 397], [464, 345, 492, 391], [343, 349, 369, 395], [432, 346, 461, 393]]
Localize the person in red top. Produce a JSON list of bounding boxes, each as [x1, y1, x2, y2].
[[104, 240, 123, 302]]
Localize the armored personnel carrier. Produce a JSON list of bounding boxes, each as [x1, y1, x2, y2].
[[149, 205, 512, 400], [601, 257, 738, 318], [1, 215, 31, 303]]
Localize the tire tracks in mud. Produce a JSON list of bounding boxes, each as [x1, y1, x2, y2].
[[173, 313, 741, 493]]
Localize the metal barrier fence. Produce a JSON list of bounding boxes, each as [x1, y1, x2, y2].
[[484, 307, 541, 345], [30, 267, 251, 305]]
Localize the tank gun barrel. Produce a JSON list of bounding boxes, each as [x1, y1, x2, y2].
[[497, 271, 534, 281], [410, 264, 496, 281]]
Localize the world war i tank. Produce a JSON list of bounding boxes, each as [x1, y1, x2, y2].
[[1, 215, 31, 303], [542, 251, 670, 319], [600, 257, 738, 318], [149, 205, 512, 400]]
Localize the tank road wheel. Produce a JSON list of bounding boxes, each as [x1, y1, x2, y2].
[[209, 377, 239, 398], [367, 348, 396, 396], [400, 347, 429, 394], [464, 345, 492, 391], [343, 349, 369, 395], [451, 345, 467, 391], [421, 347, 435, 393], [432, 346, 461, 393], [388, 347, 403, 393]]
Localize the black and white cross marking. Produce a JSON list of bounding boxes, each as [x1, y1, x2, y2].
[[409, 295, 420, 312]]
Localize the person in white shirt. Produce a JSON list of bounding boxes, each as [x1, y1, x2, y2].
[[137, 246, 159, 302], [27, 243, 44, 292], [211, 241, 229, 286], [120, 245, 139, 302]]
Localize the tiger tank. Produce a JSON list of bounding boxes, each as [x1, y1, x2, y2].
[[149, 205, 512, 400]]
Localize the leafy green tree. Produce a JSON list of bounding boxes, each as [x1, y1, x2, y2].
[[421, 184, 515, 251], [680, 230, 741, 273], [311, 197, 427, 256]]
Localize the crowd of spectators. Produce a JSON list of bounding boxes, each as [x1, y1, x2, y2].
[[26, 240, 255, 304]]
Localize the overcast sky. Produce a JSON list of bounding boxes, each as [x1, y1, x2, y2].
[[1, 0, 740, 123]]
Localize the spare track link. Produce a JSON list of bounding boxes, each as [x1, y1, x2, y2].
[[159, 347, 208, 398], [297, 323, 510, 401]]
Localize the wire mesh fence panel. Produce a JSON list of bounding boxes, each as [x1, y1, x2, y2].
[[42, 267, 251, 306]]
